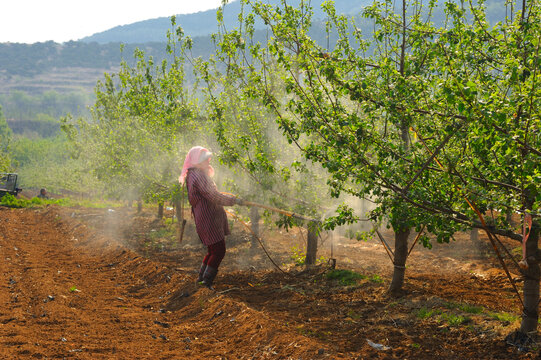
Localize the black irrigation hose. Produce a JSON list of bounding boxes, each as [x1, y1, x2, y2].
[[225, 209, 293, 277]]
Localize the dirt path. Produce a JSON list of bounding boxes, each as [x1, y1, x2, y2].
[[0, 205, 536, 359]]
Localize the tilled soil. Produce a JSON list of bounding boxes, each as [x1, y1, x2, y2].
[[0, 205, 537, 359]]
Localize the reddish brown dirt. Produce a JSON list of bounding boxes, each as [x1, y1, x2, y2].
[[0, 204, 538, 359]]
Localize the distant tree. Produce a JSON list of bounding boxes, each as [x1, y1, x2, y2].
[[0, 105, 12, 171], [62, 17, 201, 208], [0, 90, 92, 122], [9, 135, 92, 193]]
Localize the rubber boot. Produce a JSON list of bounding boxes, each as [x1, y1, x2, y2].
[[196, 263, 207, 284], [200, 265, 218, 290]]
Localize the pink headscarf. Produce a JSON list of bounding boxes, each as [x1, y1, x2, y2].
[[179, 146, 215, 184]]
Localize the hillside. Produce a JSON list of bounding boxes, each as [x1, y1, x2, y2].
[[80, 0, 371, 44], [0, 0, 508, 96], [79, 0, 506, 45], [0, 42, 169, 95], [0, 0, 515, 126]]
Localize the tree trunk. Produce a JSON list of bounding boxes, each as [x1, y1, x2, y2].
[[387, 0, 411, 296], [250, 207, 260, 248], [470, 228, 484, 252], [519, 219, 539, 334], [137, 199, 143, 213], [157, 202, 164, 219], [389, 227, 411, 294], [506, 210, 514, 227], [174, 200, 182, 223], [305, 221, 318, 266], [471, 227, 478, 242]]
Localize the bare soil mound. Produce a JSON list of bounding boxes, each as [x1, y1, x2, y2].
[[0, 205, 536, 359]]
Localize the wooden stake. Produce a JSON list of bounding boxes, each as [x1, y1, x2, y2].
[[407, 225, 426, 257], [179, 183, 186, 243]]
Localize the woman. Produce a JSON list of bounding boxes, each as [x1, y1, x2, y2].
[[179, 146, 243, 289]]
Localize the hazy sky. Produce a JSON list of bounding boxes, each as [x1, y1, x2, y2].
[[0, 0, 224, 43]]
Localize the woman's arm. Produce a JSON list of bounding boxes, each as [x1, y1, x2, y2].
[[191, 169, 236, 206]]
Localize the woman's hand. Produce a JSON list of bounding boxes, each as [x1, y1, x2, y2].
[[235, 197, 245, 206]]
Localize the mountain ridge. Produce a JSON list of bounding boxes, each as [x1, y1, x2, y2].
[[80, 0, 370, 44], [0, 0, 509, 96]]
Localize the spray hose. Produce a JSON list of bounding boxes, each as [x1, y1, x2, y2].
[[241, 201, 317, 222], [224, 209, 293, 276], [181, 191, 315, 275], [221, 192, 317, 222]]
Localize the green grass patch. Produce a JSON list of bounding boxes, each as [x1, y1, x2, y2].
[[144, 223, 178, 252], [439, 312, 470, 327], [488, 312, 519, 323], [416, 307, 436, 319], [315, 255, 328, 265], [443, 301, 484, 314], [325, 269, 365, 286], [289, 245, 306, 266], [60, 198, 124, 208], [164, 217, 177, 225], [418, 305, 470, 327], [149, 226, 176, 241], [288, 245, 328, 267], [459, 303, 484, 314], [0, 193, 126, 209], [1, 193, 70, 208]]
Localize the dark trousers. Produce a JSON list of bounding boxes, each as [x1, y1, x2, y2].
[[203, 240, 226, 269]]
